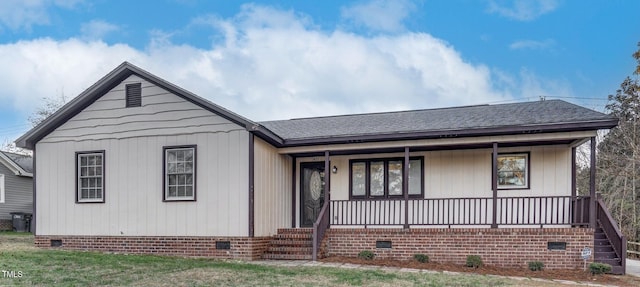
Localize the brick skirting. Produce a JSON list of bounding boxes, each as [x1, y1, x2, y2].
[[0, 219, 12, 231], [324, 228, 594, 269], [34, 235, 271, 260]]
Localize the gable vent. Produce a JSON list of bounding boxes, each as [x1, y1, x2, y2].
[[125, 83, 142, 108]]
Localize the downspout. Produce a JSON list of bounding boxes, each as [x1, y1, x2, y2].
[[32, 146, 36, 235]]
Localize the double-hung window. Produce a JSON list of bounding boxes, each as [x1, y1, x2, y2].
[[164, 146, 196, 201], [497, 153, 529, 189], [76, 151, 105, 203], [350, 157, 423, 199]]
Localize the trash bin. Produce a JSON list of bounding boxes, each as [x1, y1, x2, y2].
[[10, 212, 31, 232]]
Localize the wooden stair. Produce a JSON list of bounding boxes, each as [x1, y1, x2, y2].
[[594, 227, 624, 275], [263, 228, 313, 260]]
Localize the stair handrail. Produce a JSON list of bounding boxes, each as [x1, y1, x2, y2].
[[312, 201, 330, 261], [596, 197, 626, 274]]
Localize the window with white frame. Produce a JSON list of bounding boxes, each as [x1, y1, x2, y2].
[[77, 151, 105, 203], [497, 153, 529, 189], [0, 174, 5, 203], [164, 146, 196, 201], [350, 157, 423, 199]]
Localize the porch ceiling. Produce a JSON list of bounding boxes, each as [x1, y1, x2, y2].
[[279, 130, 595, 157]]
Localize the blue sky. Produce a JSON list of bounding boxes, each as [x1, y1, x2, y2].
[[0, 0, 639, 144]]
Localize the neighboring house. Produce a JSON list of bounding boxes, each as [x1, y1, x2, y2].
[[16, 62, 626, 273], [0, 150, 33, 231]]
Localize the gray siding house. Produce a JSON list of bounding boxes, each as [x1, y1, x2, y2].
[[0, 151, 33, 231], [15, 62, 626, 273]]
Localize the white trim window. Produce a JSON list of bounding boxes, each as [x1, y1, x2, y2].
[[164, 146, 196, 201], [0, 174, 5, 203], [497, 153, 529, 189], [77, 152, 105, 203]]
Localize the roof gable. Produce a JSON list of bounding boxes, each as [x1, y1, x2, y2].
[[0, 151, 32, 177], [16, 62, 280, 149]]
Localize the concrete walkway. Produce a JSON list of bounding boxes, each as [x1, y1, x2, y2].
[[627, 258, 640, 277], [249, 260, 617, 286]]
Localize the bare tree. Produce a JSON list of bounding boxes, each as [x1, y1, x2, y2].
[[593, 42, 640, 241], [1, 94, 67, 155]]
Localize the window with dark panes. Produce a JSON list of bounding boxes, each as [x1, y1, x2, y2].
[[349, 157, 423, 199]]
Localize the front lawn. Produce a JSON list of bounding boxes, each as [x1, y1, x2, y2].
[[0, 233, 626, 286]]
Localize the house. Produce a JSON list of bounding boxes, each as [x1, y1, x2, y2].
[[16, 62, 625, 273], [0, 150, 33, 231]]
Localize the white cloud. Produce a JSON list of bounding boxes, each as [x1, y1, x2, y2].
[[80, 20, 120, 40], [0, 4, 549, 125], [509, 39, 555, 50], [0, 0, 83, 31], [341, 0, 415, 33], [487, 0, 559, 21]]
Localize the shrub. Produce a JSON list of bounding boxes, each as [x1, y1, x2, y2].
[[357, 250, 375, 260], [528, 261, 544, 271], [414, 254, 429, 263], [589, 262, 612, 275], [466, 255, 483, 268]]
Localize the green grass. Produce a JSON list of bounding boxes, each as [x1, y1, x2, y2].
[[0, 231, 33, 236], [0, 234, 532, 286]]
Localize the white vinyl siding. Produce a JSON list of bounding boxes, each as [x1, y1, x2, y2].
[[253, 137, 292, 236], [77, 152, 104, 203], [35, 75, 249, 236]]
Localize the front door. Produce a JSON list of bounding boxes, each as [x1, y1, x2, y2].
[[300, 162, 325, 227]]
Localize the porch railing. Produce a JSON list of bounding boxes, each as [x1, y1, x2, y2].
[[596, 197, 626, 274], [312, 201, 330, 261], [330, 196, 590, 227]]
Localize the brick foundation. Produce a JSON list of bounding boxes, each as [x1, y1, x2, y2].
[[324, 228, 594, 269], [0, 219, 12, 231], [34, 235, 271, 260]]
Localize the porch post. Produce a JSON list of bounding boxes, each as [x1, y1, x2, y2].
[[492, 142, 498, 228], [589, 137, 597, 228], [291, 156, 297, 228], [571, 147, 576, 198], [324, 151, 330, 203], [403, 147, 410, 229]]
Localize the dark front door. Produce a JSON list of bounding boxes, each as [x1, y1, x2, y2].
[[300, 162, 326, 227]]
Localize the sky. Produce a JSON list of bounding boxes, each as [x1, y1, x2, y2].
[[0, 0, 639, 144]]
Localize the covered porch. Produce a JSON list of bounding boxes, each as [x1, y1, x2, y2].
[[266, 131, 624, 273]]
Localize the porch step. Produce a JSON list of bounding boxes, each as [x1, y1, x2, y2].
[[593, 227, 624, 275], [263, 228, 314, 260]]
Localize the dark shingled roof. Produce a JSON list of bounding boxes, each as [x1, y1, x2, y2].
[[0, 151, 33, 173], [259, 100, 617, 144]]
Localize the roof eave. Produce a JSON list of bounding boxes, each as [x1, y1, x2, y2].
[[278, 119, 619, 147], [0, 152, 32, 177]]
